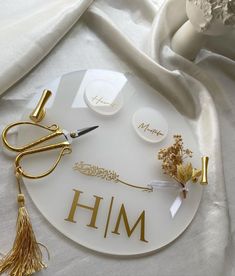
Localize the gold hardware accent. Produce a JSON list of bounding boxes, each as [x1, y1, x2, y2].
[[201, 156, 209, 185], [17, 193, 25, 206], [30, 89, 52, 123]]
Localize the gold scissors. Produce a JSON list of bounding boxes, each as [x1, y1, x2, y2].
[[2, 121, 98, 179], [2, 90, 98, 180]]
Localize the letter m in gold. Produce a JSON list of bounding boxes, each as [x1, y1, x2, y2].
[[112, 204, 148, 243]]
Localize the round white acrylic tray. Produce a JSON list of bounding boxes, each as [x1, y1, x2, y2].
[[17, 69, 202, 256]]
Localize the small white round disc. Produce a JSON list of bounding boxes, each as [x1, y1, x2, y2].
[[132, 107, 168, 143], [84, 80, 123, 115]]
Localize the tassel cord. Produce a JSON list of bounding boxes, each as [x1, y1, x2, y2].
[[15, 167, 23, 194], [0, 167, 48, 275]]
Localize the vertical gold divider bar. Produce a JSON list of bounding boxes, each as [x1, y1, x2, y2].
[[104, 197, 114, 238]]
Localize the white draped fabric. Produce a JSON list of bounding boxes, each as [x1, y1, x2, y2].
[[0, 0, 234, 275]]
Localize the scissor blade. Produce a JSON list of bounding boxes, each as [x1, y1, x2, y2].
[[70, 126, 99, 139]]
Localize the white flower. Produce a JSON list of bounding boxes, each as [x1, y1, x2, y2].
[[188, 0, 235, 26]]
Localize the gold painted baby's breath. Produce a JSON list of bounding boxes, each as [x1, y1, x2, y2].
[[158, 135, 201, 198]]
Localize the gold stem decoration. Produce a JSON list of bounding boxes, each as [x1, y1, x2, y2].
[[74, 162, 153, 192]]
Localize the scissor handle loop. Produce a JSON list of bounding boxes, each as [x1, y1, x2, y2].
[[2, 121, 61, 152], [15, 143, 72, 179]]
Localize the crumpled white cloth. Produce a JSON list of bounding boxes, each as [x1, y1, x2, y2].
[[0, 0, 234, 275]]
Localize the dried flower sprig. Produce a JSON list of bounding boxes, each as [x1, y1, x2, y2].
[[158, 135, 202, 198]]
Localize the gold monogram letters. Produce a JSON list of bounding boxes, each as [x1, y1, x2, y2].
[[65, 189, 148, 243]]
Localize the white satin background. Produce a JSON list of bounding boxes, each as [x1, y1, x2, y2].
[[0, 0, 234, 275]]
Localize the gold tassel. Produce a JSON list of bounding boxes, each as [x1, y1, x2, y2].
[[0, 188, 47, 275]]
